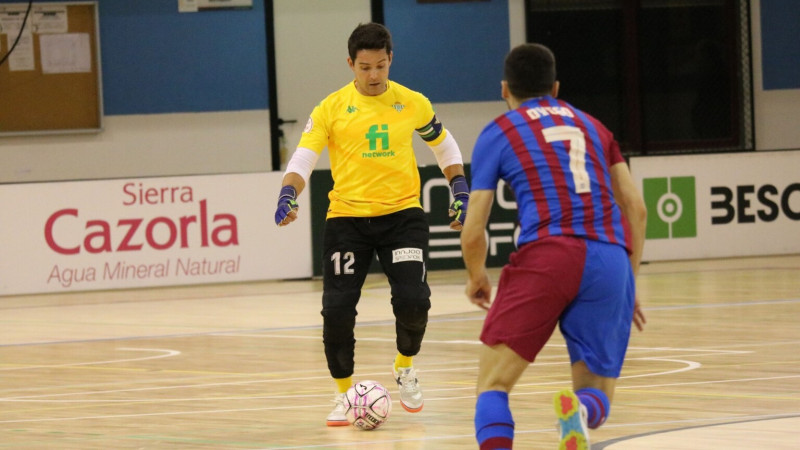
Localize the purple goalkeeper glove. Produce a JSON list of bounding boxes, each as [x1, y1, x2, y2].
[[448, 175, 470, 230], [274, 185, 299, 226]]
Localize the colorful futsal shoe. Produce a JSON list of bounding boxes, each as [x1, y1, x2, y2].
[[554, 389, 590, 450], [393, 366, 424, 412], [326, 392, 349, 427]]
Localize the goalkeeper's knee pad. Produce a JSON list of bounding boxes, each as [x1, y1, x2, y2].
[[392, 299, 431, 329]]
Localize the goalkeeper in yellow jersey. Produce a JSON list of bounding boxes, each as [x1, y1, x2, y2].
[[273, 22, 469, 426]]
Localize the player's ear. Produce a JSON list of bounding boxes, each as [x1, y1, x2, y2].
[[347, 57, 354, 70], [501, 80, 510, 100], [551, 80, 560, 98]]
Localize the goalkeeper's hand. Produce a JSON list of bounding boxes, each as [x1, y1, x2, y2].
[[448, 175, 470, 231], [274, 185, 299, 226]]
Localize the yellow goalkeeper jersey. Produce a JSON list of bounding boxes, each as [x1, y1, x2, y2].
[[298, 80, 448, 218]]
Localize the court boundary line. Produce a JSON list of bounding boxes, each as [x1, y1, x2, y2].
[[594, 413, 800, 449]]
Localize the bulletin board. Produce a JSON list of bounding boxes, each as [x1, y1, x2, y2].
[[0, 2, 102, 136]]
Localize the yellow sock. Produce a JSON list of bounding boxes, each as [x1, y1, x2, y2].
[[394, 353, 413, 371], [334, 377, 352, 394]]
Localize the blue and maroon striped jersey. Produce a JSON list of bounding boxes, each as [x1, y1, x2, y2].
[[471, 95, 631, 251]]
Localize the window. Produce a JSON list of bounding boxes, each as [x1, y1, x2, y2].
[[525, 0, 753, 155]]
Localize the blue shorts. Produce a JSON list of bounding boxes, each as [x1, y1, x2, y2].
[[480, 236, 634, 378]]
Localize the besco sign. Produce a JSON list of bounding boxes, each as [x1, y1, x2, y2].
[[710, 183, 800, 224], [643, 176, 800, 240], [631, 151, 800, 261]]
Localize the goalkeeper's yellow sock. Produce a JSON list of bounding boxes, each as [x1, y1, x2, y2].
[[334, 377, 352, 394], [394, 353, 414, 372]]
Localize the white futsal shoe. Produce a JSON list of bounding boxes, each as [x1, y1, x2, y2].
[[393, 365, 424, 412], [326, 392, 349, 427]]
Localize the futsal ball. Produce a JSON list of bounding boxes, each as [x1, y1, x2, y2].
[[344, 380, 392, 430]]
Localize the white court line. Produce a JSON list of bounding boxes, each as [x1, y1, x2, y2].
[[215, 333, 761, 355], [627, 346, 750, 354], [0, 343, 751, 401], [0, 339, 791, 428], [0, 348, 180, 372], [2, 374, 798, 427], [0, 356, 689, 401], [0, 374, 336, 400], [618, 358, 701, 379], [1, 350, 798, 425], [223, 333, 760, 357], [255, 412, 800, 449], [632, 339, 800, 351], [644, 297, 800, 310], [0, 357, 699, 404], [214, 332, 484, 345], [626, 351, 752, 359], [616, 373, 800, 391]]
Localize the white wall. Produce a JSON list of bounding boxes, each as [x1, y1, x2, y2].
[[0, 0, 796, 184], [750, 0, 800, 151], [0, 111, 270, 183], [274, 0, 371, 169], [282, 0, 526, 170]]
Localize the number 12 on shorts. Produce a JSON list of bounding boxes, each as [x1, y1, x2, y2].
[[331, 251, 355, 275]]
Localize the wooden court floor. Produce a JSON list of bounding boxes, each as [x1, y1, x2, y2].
[[1, 255, 799, 449]]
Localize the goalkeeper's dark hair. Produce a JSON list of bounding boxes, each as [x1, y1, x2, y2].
[[504, 43, 556, 99], [348, 23, 393, 61]]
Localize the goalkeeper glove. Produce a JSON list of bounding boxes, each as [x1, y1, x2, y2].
[[274, 185, 299, 226], [448, 175, 470, 229]]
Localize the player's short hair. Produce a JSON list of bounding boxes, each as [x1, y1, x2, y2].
[[504, 43, 556, 99], [348, 23, 393, 61]]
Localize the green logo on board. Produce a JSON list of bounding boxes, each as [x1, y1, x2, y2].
[[643, 176, 697, 239]]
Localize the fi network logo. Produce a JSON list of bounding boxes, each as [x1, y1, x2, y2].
[[366, 124, 389, 150], [643, 176, 697, 239]]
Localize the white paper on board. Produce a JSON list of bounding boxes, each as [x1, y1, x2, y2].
[[40, 32, 92, 74]]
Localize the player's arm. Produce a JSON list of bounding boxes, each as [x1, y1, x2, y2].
[[275, 147, 318, 227], [610, 161, 648, 330], [460, 189, 495, 310], [416, 113, 470, 230], [427, 129, 469, 231], [442, 163, 465, 181]]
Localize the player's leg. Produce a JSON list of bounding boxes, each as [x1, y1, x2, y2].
[[320, 217, 374, 426], [476, 236, 585, 449], [375, 208, 431, 412], [571, 361, 616, 427], [474, 343, 529, 450], [558, 239, 635, 439]]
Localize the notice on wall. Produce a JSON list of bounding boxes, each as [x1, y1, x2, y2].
[[0, 4, 68, 35], [0, 6, 32, 70], [0, 4, 69, 71], [40, 33, 92, 74], [32, 5, 68, 34], [7, 31, 34, 71]]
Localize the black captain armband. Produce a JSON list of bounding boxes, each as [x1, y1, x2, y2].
[[416, 115, 444, 142]]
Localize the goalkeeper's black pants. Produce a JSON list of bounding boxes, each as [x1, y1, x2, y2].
[[320, 208, 432, 380]]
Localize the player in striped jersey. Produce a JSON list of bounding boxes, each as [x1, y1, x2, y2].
[[461, 43, 647, 449], [274, 23, 469, 426]]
